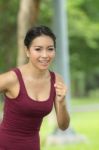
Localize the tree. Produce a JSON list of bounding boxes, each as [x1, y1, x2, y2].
[[68, 0, 99, 96], [0, 0, 99, 96], [0, 0, 19, 71], [17, 0, 41, 65]]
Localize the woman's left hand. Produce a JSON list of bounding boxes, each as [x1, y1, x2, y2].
[[54, 82, 67, 103]]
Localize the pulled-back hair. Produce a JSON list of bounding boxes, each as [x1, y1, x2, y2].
[[24, 25, 56, 49]]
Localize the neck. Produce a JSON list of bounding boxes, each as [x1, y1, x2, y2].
[[24, 63, 49, 79]]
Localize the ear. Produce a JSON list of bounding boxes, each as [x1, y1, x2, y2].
[[25, 46, 30, 58]]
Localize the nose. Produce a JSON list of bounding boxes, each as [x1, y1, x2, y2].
[[41, 50, 48, 58]]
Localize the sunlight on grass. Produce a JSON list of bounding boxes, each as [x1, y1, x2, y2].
[[40, 98, 99, 150]]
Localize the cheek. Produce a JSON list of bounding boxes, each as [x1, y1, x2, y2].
[[50, 51, 55, 58], [30, 51, 39, 58]]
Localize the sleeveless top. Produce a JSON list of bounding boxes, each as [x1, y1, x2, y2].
[[0, 68, 56, 150]]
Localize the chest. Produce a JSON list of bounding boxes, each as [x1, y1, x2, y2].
[[24, 79, 51, 101]]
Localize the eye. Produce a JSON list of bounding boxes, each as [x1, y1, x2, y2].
[[48, 47, 55, 51], [35, 48, 41, 51]]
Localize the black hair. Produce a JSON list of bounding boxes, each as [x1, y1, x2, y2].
[[24, 25, 56, 49]]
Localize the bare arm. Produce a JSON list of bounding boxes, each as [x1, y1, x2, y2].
[[54, 73, 70, 130], [0, 71, 16, 93]]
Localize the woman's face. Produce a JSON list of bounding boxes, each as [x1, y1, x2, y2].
[[26, 35, 55, 71]]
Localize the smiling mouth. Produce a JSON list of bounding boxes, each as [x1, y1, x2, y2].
[[39, 60, 50, 66]]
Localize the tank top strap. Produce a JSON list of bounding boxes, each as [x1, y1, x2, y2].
[[49, 71, 56, 85], [12, 68, 26, 93], [12, 68, 56, 97], [49, 71, 56, 99]]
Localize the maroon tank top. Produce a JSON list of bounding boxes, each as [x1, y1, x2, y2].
[[0, 68, 56, 150]]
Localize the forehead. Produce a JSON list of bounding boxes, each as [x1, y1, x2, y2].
[[31, 35, 54, 45]]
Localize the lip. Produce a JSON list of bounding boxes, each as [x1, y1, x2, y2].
[[39, 60, 49, 63], [39, 60, 50, 66]]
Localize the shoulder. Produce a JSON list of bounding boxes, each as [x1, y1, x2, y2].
[[0, 69, 17, 82], [0, 69, 18, 92]]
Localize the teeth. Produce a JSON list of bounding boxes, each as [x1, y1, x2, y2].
[[39, 61, 49, 66], [39, 61, 48, 63], [41, 61, 47, 63]]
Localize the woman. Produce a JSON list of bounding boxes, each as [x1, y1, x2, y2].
[[0, 25, 70, 150]]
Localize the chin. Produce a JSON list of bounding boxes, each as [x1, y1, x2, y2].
[[39, 67, 49, 71], [39, 65, 50, 70], [40, 67, 48, 70]]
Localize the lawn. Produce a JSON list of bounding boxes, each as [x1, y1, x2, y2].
[[0, 97, 99, 150], [40, 98, 99, 150]]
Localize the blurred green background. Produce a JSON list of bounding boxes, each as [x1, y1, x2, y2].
[[0, 0, 99, 149]]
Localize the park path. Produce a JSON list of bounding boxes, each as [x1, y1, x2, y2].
[[72, 103, 99, 112]]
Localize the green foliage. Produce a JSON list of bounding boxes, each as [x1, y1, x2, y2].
[[67, 0, 99, 96], [68, 0, 99, 72], [0, 0, 19, 71], [37, 0, 53, 26], [0, 0, 99, 95]]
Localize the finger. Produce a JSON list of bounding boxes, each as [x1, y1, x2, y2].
[[54, 82, 63, 86], [54, 83, 65, 89], [56, 89, 66, 95]]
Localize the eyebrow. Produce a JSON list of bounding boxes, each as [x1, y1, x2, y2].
[[33, 45, 55, 48]]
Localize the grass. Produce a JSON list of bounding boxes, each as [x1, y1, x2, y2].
[[40, 98, 99, 150], [71, 97, 99, 106], [0, 97, 99, 150]]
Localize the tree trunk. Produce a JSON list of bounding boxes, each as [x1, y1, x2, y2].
[[17, 0, 41, 66]]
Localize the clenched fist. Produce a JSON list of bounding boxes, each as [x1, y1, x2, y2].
[[54, 82, 67, 102]]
